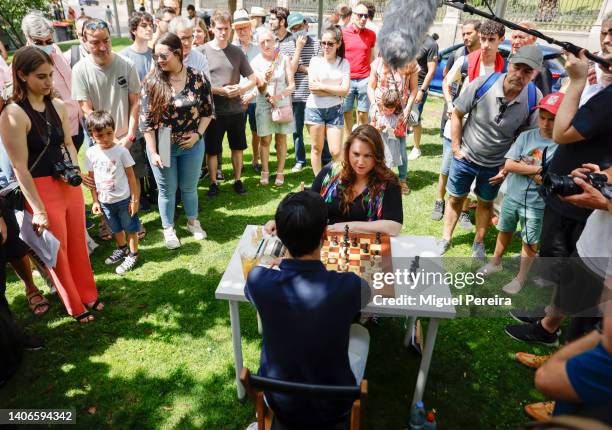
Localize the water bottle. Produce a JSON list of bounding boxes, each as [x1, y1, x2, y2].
[[409, 401, 426, 430]]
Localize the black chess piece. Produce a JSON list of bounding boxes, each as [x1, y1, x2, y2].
[[375, 232, 381, 244], [351, 237, 358, 247], [364, 243, 369, 254], [344, 224, 350, 241], [332, 236, 338, 246]]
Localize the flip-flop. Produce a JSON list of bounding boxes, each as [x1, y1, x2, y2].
[[87, 299, 104, 312], [26, 290, 49, 316], [75, 311, 94, 324]]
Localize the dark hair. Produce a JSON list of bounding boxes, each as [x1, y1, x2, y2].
[[340, 125, 399, 214], [463, 19, 481, 32], [270, 6, 290, 28], [156, 6, 176, 19], [87, 110, 115, 134], [338, 5, 352, 19], [186, 4, 195, 11], [381, 89, 400, 109], [275, 191, 328, 257], [142, 32, 184, 124], [322, 26, 345, 61], [11, 46, 54, 103], [129, 11, 154, 41], [362, 1, 375, 19], [480, 19, 505, 38]]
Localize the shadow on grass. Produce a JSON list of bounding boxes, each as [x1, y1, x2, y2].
[[407, 169, 441, 193]]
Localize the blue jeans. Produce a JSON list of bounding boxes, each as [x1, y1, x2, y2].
[[397, 136, 408, 181], [292, 101, 306, 165], [446, 156, 501, 202], [440, 137, 453, 176], [148, 139, 205, 228]]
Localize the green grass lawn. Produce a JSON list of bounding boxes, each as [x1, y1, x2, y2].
[[1, 71, 557, 428]]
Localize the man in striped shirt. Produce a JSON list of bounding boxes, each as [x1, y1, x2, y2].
[[287, 12, 320, 172]]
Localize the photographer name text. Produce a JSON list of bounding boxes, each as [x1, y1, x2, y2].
[[372, 294, 512, 308]]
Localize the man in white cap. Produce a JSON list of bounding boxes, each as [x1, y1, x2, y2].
[[250, 6, 267, 42]]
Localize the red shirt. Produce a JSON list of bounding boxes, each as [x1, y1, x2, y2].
[[342, 24, 376, 80]]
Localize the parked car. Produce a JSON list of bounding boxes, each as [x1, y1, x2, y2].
[[79, 0, 99, 6], [429, 40, 566, 94]]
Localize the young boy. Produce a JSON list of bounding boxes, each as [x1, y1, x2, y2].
[[245, 191, 371, 428], [371, 89, 402, 169], [477, 92, 563, 294], [84, 111, 141, 275]]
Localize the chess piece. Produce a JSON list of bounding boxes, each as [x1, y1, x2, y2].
[[332, 236, 338, 246], [344, 224, 350, 240], [351, 237, 358, 247], [375, 232, 381, 244], [363, 243, 369, 254]]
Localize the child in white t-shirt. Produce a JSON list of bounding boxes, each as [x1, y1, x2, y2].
[[84, 111, 140, 275], [371, 89, 402, 169]]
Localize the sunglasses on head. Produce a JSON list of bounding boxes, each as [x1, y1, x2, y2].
[[495, 101, 509, 125], [84, 20, 109, 32]]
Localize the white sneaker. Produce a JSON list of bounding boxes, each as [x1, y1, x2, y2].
[[186, 220, 207, 240], [502, 277, 524, 295], [163, 227, 181, 249], [245, 423, 258, 430], [408, 147, 421, 160], [291, 163, 304, 173], [477, 262, 503, 276]]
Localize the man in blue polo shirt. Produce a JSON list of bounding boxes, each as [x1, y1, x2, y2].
[[245, 191, 371, 428]]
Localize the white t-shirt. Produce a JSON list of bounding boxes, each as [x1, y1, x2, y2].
[[306, 56, 351, 109], [576, 209, 612, 277], [84, 144, 135, 204], [442, 55, 495, 139]]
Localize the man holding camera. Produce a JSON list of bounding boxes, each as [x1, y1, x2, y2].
[[505, 50, 612, 345]]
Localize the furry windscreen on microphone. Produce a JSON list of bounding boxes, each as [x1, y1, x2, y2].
[[378, 0, 441, 69]]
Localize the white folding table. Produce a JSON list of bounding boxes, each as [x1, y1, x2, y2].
[[215, 225, 456, 405]]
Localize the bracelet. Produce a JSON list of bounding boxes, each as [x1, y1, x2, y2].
[[197, 131, 203, 141]]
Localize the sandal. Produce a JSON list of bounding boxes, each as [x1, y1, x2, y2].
[[98, 218, 113, 241], [400, 181, 411, 195], [26, 290, 49, 316], [86, 299, 105, 312], [138, 223, 147, 240], [75, 311, 94, 324], [275, 173, 284, 187], [260, 171, 270, 186]]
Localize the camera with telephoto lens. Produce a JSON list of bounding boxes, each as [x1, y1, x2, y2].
[[52, 160, 82, 187], [541, 172, 612, 199]]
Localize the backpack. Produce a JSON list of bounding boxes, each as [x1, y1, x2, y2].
[[451, 52, 508, 100], [472, 72, 537, 117]]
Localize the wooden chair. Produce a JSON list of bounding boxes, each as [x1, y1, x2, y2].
[[240, 368, 368, 430]]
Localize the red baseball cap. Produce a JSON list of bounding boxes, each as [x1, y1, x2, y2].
[[533, 92, 564, 115]]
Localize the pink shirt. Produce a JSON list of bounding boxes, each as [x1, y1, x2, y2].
[[51, 45, 81, 136], [342, 24, 376, 80]]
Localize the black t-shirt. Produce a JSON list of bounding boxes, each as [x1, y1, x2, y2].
[[546, 85, 612, 221], [312, 164, 403, 225], [416, 35, 439, 86]]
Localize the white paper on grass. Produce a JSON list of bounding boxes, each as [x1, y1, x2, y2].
[[158, 126, 172, 168], [15, 210, 60, 268]]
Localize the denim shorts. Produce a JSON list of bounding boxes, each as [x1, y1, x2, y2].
[[446, 156, 501, 202], [343, 77, 370, 113], [497, 197, 544, 245], [243, 103, 257, 132], [304, 104, 344, 128], [440, 137, 453, 176], [100, 197, 140, 234], [414, 90, 429, 124]]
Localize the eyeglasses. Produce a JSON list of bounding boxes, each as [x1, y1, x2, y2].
[[355, 13, 369, 19], [179, 35, 193, 41], [153, 52, 173, 61], [494, 101, 509, 124], [32, 38, 54, 46], [320, 41, 336, 47]]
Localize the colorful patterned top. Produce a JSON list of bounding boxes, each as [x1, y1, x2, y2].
[[312, 162, 403, 224]]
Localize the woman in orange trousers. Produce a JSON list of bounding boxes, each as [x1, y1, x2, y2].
[[0, 46, 102, 323]]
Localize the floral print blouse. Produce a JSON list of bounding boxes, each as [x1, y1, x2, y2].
[[140, 66, 215, 144]]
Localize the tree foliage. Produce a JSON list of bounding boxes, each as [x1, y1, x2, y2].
[[0, 0, 50, 48]]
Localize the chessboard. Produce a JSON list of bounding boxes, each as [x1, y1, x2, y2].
[[321, 230, 394, 298]]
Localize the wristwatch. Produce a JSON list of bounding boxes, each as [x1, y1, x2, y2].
[[197, 131, 203, 141]]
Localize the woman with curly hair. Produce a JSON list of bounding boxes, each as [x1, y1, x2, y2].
[[265, 124, 403, 236]]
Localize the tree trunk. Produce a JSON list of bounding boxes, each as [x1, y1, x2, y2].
[[228, 0, 236, 16], [127, 0, 135, 19]]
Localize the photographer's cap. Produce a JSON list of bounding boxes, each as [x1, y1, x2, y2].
[[534, 91, 564, 115], [509, 45, 543, 71]]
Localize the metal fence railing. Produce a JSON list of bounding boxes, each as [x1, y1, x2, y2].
[[460, 0, 603, 31], [281, 0, 448, 20]]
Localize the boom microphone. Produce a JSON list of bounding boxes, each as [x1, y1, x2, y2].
[[378, 0, 442, 69]]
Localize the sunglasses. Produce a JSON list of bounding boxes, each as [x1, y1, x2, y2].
[[153, 52, 173, 61], [355, 13, 369, 19], [320, 41, 336, 47], [494, 101, 509, 124], [84, 20, 109, 32], [32, 38, 54, 46]]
